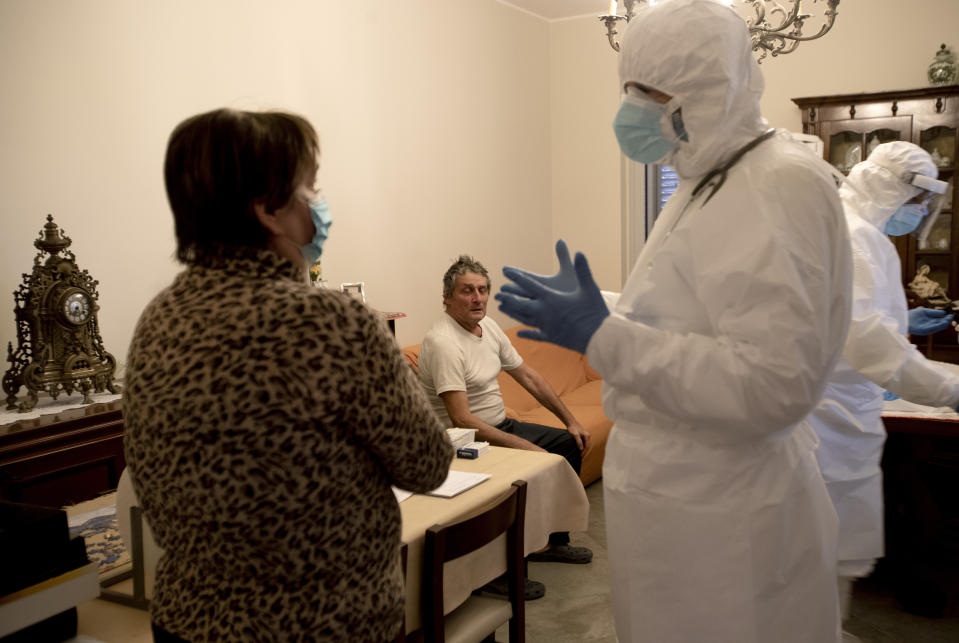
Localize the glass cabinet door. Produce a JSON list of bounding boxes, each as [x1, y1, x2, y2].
[[827, 130, 864, 172], [919, 125, 956, 171], [865, 128, 902, 157], [821, 117, 911, 172], [912, 122, 957, 299]]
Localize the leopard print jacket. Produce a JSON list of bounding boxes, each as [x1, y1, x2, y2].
[[123, 247, 452, 642]]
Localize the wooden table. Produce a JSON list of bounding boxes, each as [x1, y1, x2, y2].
[[398, 446, 589, 634]]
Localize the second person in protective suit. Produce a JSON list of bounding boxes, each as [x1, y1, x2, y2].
[[805, 141, 958, 632], [495, 0, 852, 641]]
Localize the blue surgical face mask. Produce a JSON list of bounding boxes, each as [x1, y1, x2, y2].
[[301, 197, 332, 264], [613, 93, 678, 164], [884, 203, 927, 236]]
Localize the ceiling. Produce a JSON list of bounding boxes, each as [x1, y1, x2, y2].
[[503, 0, 611, 21]]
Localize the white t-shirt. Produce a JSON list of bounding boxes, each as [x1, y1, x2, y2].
[[418, 314, 523, 426]]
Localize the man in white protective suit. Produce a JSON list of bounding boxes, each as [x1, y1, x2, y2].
[[494, 1, 852, 641], [805, 141, 958, 632]]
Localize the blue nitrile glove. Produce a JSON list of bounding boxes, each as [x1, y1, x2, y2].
[[495, 249, 609, 355], [883, 391, 899, 402], [500, 239, 577, 296], [908, 307, 954, 336]]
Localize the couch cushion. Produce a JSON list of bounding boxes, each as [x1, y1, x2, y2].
[[501, 327, 589, 398], [401, 344, 420, 371], [583, 357, 602, 382], [558, 379, 604, 407], [511, 395, 611, 487]]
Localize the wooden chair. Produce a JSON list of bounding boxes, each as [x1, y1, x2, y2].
[[422, 480, 527, 643]]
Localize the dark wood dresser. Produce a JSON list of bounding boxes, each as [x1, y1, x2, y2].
[[0, 398, 124, 508]]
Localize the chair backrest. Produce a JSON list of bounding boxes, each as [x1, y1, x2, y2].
[[422, 480, 528, 643]]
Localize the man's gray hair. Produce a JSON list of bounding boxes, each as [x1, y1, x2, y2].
[[442, 255, 491, 302]]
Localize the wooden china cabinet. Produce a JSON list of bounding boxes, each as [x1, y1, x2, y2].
[[794, 85, 959, 362]]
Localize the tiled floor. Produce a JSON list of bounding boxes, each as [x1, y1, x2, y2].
[[71, 596, 151, 643], [70, 480, 959, 642], [501, 481, 959, 643]]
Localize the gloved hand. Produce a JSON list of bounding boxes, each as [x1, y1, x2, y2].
[[500, 239, 577, 296], [495, 247, 609, 355], [908, 307, 954, 336], [883, 390, 899, 402]]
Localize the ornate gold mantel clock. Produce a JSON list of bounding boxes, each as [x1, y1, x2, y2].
[[3, 215, 119, 412]]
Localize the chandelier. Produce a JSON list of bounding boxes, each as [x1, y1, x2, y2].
[[601, 0, 840, 63]]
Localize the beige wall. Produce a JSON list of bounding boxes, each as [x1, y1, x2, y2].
[[0, 0, 554, 377], [548, 17, 622, 290]]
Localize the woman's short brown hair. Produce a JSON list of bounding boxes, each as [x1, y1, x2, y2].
[[164, 108, 319, 263]]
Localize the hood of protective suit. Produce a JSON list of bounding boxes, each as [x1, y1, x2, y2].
[[840, 141, 939, 230], [617, 0, 767, 179]]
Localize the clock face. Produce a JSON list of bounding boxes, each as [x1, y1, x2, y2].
[[62, 290, 92, 325]]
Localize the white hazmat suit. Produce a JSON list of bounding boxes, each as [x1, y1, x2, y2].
[[587, 2, 852, 641], [806, 142, 959, 590]]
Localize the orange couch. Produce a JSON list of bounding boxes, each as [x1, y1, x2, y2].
[[401, 325, 611, 486]]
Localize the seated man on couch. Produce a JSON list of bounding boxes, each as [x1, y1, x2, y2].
[[418, 255, 593, 574]]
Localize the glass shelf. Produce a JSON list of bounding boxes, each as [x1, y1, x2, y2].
[[918, 212, 951, 252], [829, 131, 863, 172], [865, 129, 902, 157], [920, 125, 956, 171]]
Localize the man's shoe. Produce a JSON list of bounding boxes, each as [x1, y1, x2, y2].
[[476, 576, 546, 601], [527, 543, 593, 564]]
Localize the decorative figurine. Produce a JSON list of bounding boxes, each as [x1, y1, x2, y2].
[[3, 215, 119, 411], [908, 264, 953, 310], [928, 43, 957, 86]]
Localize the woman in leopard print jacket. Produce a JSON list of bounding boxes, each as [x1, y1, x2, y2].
[[124, 108, 452, 642]]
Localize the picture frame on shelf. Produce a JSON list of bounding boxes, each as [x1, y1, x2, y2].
[[340, 282, 365, 303]]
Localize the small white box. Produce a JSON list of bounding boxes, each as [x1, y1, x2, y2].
[[465, 441, 490, 456], [447, 428, 476, 449]]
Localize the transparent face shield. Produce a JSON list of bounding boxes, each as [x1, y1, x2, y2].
[[909, 172, 949, 243]]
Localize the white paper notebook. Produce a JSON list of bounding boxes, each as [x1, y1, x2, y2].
[[392, 487, 413, 503], [425, 470, 491, 498]]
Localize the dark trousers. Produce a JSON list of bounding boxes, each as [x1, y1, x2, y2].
[[496, 417, 582, 546], [153, 623, 190, 642]]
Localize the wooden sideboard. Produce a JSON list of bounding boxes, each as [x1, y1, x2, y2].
[[0, 399, 125, 508]]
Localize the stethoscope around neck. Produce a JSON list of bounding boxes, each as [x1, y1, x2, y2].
[[690, 128, 777, 206], [658, 128, 777, 241]]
